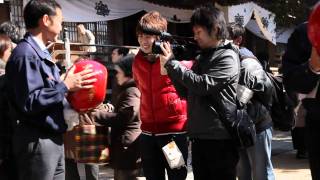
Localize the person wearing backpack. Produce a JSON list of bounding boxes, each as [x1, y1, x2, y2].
[[160, 5, 240, 179], [282, 22, 320, 179], [228, 23, 275, 180]]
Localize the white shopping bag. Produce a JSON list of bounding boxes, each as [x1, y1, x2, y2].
[[162, 141, 185, 169]]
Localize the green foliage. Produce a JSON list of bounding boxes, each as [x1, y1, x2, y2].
[[144, 0, 316, 27], [216, 0, 313, 27], [260, 0, 311, 27]]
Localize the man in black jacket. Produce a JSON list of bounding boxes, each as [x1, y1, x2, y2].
[[160, 5, 240, 180], [282, 22, 320, 180], [228, 23, 275, 180]]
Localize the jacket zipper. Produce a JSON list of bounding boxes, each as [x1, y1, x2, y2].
[[236, 110, 244, 147], [149, 62, 157, 132]]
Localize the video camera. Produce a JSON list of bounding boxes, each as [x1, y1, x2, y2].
[[142, 28, 199, 60]]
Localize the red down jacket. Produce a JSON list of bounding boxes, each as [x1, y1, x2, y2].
[[133, 51, 192, 134]]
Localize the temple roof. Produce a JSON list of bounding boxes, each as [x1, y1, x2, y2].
[[141, 0, 254, 9]]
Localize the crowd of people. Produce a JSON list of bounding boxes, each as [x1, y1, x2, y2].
[[0, 0, 320, 180]]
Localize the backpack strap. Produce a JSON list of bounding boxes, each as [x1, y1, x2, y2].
[[240, 55, 259, 61]]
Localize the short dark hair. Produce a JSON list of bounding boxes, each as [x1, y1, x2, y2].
[[0, 22, 22, 44], [227, 22, 245, 40], [116, 54, 134, 77], [113, 47, 129, 56], [191, 4, 228, 40], [24, 0, 61, 29]]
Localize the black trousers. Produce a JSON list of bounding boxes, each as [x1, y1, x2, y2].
[[291, 127, 306, 152], [306, 117, 320, 180], [65, 158, 99, 180], [13, 124, 65, 180], [139, 133, 188, 180], [0, 141, 18, 180], [191, 139, 239, 180], [0, 158, 18, 180]]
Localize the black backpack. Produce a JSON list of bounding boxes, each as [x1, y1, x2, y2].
[[213, 80, 256, 148], [265, 72, 295, 131], [240, 55, 295, 131], [232, 100, 256, 148], [214, 97, 256, 149]]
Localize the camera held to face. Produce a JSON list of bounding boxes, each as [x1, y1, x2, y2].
[[142, 28, 199, 60]]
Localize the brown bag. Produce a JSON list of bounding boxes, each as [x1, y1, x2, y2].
[[64, 104, 110, 163]]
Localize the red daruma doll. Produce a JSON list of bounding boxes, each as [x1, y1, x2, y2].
[[308, 2, 320, 54], [67, 60, 108, 112]]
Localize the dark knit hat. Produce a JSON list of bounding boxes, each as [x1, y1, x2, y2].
[[116, 54, 134, 77]]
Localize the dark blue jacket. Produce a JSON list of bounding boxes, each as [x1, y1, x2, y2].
[[5, 33, 68, 134]]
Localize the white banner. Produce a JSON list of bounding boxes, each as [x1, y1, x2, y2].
[[227, 2, 276, 45], [22, 0, 277, 44], [23, 0, 193, 23]]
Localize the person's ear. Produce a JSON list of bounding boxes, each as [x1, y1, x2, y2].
[[42, 14, 51, 27], [210, 26, 218, 39]]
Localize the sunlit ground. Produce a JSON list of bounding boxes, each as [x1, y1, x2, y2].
[[96, 130, 312, 180]]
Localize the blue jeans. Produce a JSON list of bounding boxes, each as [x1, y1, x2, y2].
[[139, 133, 188, 180], [237, 127, 275, 180]]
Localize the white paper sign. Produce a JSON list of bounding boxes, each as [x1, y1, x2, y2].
[[162, 141, 185, 169]]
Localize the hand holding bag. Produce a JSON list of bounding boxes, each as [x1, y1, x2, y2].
[[64, 104, 110, 163]]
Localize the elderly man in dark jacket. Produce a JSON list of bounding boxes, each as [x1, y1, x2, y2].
[[228, 23, 275, 180], [160, 5, 240, 180], [5, 1, 96, 179], [282, 22, 320, 180], [92, 55, 142, 180]]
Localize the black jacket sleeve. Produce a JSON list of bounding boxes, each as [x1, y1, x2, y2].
[[165, 49, 239, 96]]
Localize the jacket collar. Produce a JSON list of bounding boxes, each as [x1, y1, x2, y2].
[[137, 50, 158, 63], [201, 41, 232, 52], [24, 33, 50, 61], [119, 79, 136, 89], [199, 41, 238, 56]]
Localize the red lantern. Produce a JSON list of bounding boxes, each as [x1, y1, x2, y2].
[[308, 2, 320, 54], [67, 60, 108, 112]]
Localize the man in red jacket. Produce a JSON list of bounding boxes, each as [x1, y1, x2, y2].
[[132, 11, 189, 180]]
